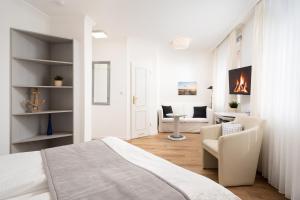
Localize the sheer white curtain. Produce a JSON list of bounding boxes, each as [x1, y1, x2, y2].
[[251, 0, 300, 199], [250, 1, 263, 116], [212, 39, 229, 111], [212, 31, 238, 112]]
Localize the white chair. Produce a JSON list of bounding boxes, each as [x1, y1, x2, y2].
[[201, 116, 264, 186]]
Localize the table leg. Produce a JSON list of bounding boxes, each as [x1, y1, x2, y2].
[[168, 116, 186, 141]]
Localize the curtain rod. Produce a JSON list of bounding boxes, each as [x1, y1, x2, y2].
[[214, 0, 261, 49]]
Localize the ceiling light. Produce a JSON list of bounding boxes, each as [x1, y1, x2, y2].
[[92, 31, 108, 39], [171, 37, 191, 50]]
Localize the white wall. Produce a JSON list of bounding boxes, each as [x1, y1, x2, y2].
[[159, 46, 213, 107], [0, 0, 51, 155], [92, 37, 129, 139]]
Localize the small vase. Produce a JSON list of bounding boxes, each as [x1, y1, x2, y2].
[[54, 80, 63, 86], [47, 114, 53, 135]]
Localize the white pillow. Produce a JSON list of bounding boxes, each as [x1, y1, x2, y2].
[[222, 123, 243, 135]]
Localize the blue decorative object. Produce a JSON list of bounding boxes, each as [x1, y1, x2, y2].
[[47, 114, 53, 135]]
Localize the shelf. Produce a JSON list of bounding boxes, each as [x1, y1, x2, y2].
[[14, 57, 73, 66], [13, 110, 73, 116], [13, 85, 73, 89], [12, 133, 73, 144], [12, 28, 72, 43]]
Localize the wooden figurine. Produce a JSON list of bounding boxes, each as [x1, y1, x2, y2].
[[27, 88, 46, 112]]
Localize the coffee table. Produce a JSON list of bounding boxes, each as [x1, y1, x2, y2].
[[166, 113, 186, 141]]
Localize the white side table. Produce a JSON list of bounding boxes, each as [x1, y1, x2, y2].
[[166, 114, 186, 141]]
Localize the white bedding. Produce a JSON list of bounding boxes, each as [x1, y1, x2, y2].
[[0, 137, 240, 200]]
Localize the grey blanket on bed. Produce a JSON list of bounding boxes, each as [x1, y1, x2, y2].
[[41, 140, 190, 200]]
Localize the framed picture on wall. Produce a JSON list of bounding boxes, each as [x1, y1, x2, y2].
[[178, 81, 197, 95]]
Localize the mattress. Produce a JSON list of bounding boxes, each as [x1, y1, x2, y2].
[[0, 137, 240, 200]]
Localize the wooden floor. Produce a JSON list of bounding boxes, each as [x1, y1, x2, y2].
[[129, 133, 286, 200]]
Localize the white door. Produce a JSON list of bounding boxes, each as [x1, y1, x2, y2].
[[131, 63, 149, 139]]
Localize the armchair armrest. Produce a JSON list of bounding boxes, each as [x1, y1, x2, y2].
[[201, 124, 222, 140]]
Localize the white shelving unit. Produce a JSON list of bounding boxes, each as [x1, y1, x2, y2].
[[10, 29, 74, 153]]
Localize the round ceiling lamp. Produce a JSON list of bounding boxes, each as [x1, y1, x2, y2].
[[170, 37, 191, 50]]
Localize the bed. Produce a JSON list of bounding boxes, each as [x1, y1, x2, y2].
[[0, 137, 240, 200]]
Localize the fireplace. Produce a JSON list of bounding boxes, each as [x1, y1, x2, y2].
[[229, 66, 252, 95]]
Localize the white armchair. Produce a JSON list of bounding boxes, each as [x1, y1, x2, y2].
[[201, 116, 264, 186]]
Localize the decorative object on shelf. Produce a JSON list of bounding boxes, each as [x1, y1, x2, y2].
[[54, 75, 64, 86], [229, 101, 239, 112], [207, 86, 213, 108], [178, 81, 197, 95], [26, 88, 46, 113], [47, 114, 53, 136]]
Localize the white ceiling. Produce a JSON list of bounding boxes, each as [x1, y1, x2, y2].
[[24, 0, 256, 50]]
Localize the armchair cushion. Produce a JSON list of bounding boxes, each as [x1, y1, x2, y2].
[[202, 139, 219, 158], [222, 123, 243, 136]]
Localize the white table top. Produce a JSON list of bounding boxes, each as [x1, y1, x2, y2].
[[166, 113, 186, 118]]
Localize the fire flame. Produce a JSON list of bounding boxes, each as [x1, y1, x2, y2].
[[234, 73, 248, 93]]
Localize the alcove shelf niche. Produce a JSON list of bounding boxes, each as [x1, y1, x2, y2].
[[10, 29, 74, 153]]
